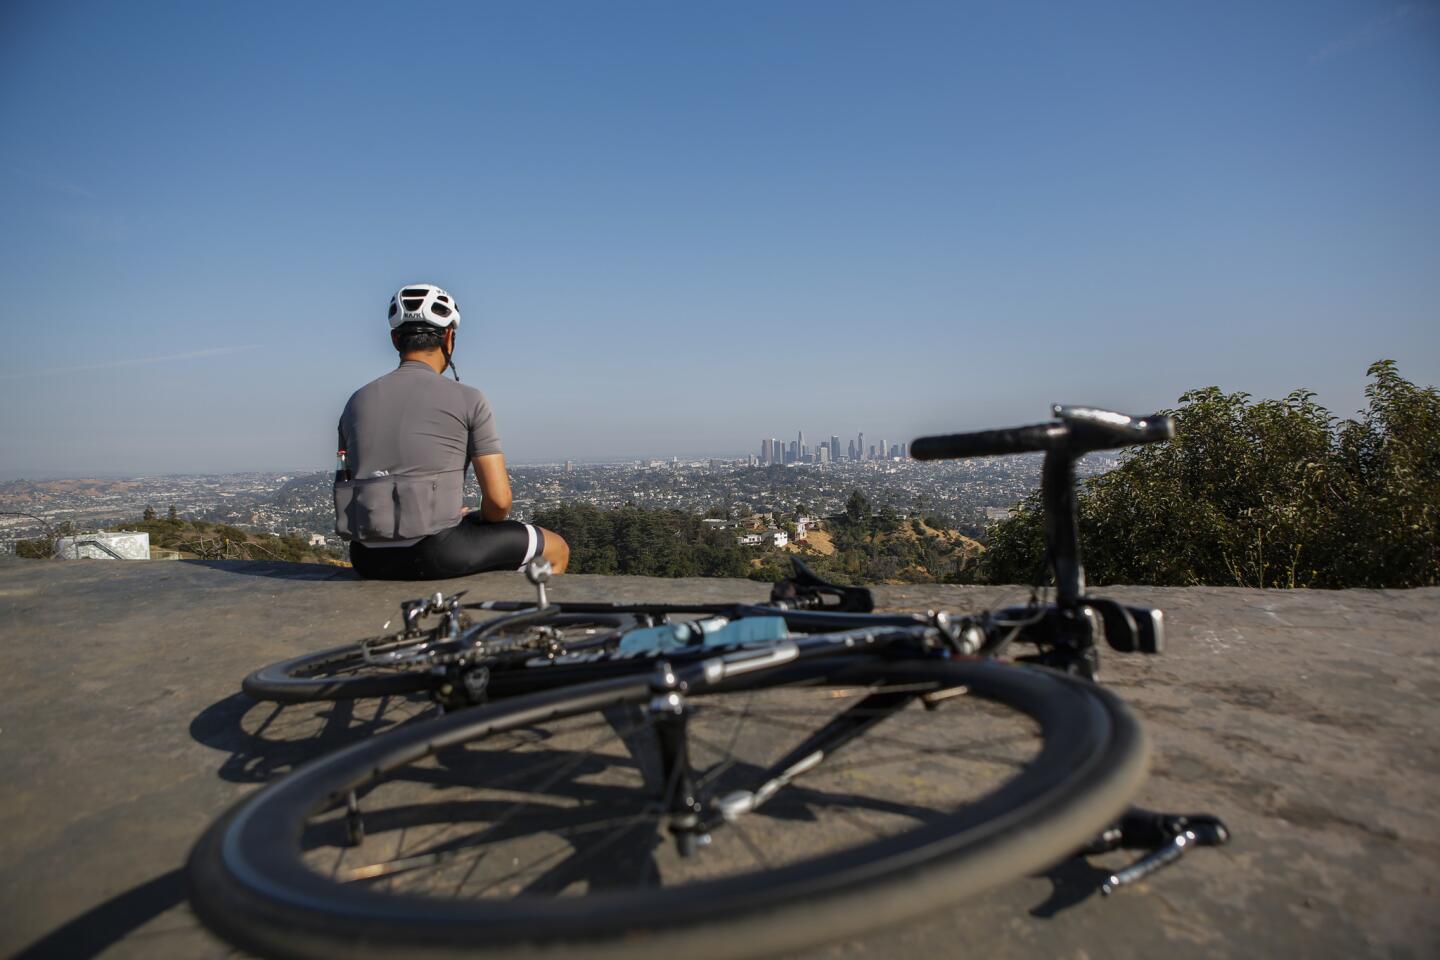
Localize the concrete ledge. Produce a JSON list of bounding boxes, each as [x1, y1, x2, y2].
[[1, 556, 1437, 958]]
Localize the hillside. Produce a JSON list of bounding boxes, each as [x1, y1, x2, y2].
[[788, 511, 984, 584], [131, 517, 347, 565], [13, 515, 347, 565]]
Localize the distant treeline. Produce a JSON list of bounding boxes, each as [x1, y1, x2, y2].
[[532, 504, 754, 578], [533, 493, 980, 584]]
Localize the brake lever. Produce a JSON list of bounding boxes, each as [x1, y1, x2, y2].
[[1085, 807, 1230, 894]]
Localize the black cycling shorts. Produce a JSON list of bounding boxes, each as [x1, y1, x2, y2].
[[349, 517, 545, 581]]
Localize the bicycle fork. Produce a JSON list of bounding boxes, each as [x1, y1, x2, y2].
[[646, 662, 923, 858]]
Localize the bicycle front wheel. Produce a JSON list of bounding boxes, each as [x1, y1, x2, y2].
[[191, 656, 1147, 960]]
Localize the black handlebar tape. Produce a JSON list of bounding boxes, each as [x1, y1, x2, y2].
[[910, 422, 1068, 461]]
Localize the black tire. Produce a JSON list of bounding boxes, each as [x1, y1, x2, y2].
[[191, 657, 1147, 960], [243, 614, 638, 703], [243, 641, 441, 703]]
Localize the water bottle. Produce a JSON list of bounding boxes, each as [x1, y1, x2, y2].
[[335, 449, 351, 483]]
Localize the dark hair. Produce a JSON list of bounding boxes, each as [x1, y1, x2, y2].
[[394, 322, 446, 354]]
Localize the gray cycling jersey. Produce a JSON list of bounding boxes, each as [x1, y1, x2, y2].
[[334, 361, 502, 544]]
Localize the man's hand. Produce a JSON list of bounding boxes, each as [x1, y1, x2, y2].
[[472, 453, 513, 522]]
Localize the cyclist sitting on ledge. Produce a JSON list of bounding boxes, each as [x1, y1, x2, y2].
[[334, 283, 569, 580]]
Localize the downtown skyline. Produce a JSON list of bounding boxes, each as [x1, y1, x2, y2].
[[759, 430, 909, 466]]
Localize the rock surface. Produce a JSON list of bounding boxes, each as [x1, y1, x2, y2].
[[0, 556, 1436, 958]]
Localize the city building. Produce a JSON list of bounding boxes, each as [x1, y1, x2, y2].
[[55, 531, 150, 561]]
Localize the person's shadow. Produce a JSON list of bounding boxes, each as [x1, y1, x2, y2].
[[180, 558, 359, 581], [11, 870, 188, 959]]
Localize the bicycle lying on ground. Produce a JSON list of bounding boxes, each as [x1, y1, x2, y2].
[[188, 405, 1230, 960]]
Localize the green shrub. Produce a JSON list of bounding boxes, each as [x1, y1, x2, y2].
[[977, 361, 1439, 588]]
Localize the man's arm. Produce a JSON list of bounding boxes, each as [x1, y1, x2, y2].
[[472, 453, 513, 522]]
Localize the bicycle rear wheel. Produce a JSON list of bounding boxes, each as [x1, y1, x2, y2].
[[191, 656, 1146, 960], [242, 614, 636, 703]]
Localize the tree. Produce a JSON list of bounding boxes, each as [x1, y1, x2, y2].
[[976, 361, 1439, 588], [15, 521, 74, 559], [844, 490, 872, 526], [167, 505, 179, 522], [143, 505, 157, 522]]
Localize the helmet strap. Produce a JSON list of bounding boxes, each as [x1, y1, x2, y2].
[[441, 331, 460, 381]]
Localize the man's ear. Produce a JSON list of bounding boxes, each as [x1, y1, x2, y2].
[[446, 328, 456, 352], [391, 330, 402, 351]]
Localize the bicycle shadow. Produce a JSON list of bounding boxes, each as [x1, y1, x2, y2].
[[306, 704, 953, 898], [190, 690, 440, 783]]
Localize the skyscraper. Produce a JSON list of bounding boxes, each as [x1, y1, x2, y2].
[[858, 432, 864, 461], [761, 438, 773, 464], [830, 435, 840, 462]]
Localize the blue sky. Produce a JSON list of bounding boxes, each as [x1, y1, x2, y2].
[[1, 1, 1436, 475]]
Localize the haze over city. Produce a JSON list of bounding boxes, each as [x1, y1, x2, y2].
[[2, 1, 1437, 477]]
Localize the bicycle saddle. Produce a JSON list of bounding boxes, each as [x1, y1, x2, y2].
[[770, 558, 875, 613]]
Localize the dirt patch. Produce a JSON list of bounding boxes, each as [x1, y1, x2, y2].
[[790, 529, 836, 556]]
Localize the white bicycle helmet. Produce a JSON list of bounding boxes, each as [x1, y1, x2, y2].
[[388, 284, 460, 330]]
